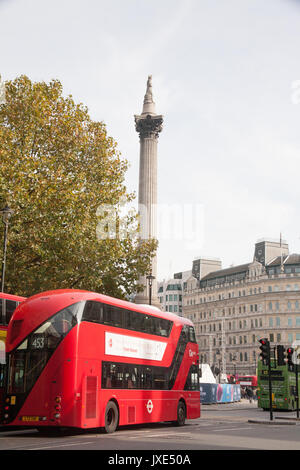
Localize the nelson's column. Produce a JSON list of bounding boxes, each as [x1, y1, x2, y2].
[[134, 75, 163, 307]]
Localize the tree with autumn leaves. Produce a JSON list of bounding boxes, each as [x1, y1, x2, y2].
[[0, 75, 156, 298]]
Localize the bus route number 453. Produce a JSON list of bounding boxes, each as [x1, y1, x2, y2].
[[31, 336, 45, 349]]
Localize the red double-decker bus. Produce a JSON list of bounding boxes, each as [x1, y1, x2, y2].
[[0, 292, 26, 404], [1, 289, 200, 433], [237, 375, 257, 388]]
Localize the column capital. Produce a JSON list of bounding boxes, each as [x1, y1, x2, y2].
[[134, 114, 163, 139]]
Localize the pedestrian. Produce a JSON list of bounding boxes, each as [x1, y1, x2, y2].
[[246, 386, 253, 403]]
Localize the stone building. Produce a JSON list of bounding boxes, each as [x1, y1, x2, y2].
[[157, 270, 191, 316], [182, 239, 300, 376]]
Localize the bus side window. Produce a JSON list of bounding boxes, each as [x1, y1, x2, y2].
[[124, 310, 132, 330], [189, 326, 196, 343], [144, 315, 153, 334], [82, 301, 103, 323], [5, 300, 17, 325], [132, 311, 143, 332], [141, 367, 152, 389], [124, 369, 135, 389], [159, 319, 168, 337], [103, 305, 123, 328]]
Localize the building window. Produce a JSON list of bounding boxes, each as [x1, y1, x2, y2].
[[296, 317, 300, 327], [268, 302, 273, 310], [269, 318, 273, 327], [288, 301, 292, 310], [276, 317, 280, 327], [288, 333, 293, 343]]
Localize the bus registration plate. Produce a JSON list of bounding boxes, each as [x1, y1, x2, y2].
[[21, 416, 40, 422]]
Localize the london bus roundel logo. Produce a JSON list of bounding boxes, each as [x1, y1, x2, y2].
[[146, 399, 153, 414]]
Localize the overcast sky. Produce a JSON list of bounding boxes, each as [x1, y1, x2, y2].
[[1, 0, 300, 281]]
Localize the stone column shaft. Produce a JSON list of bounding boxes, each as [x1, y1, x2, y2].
[[134, 76, 163, 307]]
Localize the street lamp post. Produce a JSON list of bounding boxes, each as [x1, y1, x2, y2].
[[232, 355, 237, 380], [216, 349, 221, 383], [146, 272, 155, 306], [0, 205, 13, 293]]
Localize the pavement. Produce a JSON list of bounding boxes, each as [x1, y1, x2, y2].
[[201, 399, 299, 425], [201, 398, 258, 410]]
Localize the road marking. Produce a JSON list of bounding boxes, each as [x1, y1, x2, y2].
[[213, 427, 252, 432], [27, 441, 94, 450]]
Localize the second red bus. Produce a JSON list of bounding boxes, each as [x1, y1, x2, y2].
[[0, 292, 26, 404]]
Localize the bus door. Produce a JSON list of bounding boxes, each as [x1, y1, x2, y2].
[[80, 360, 100, 428]]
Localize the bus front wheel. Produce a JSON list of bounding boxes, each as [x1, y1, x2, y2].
[[104, 400, 119, 433]]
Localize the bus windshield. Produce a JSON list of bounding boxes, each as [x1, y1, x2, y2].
[[7, 302, 83, 394]]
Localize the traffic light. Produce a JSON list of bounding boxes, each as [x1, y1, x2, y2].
[[259, 338, 270, 365], [287, 347, 294, 371], [277, 345, 286, 366]]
